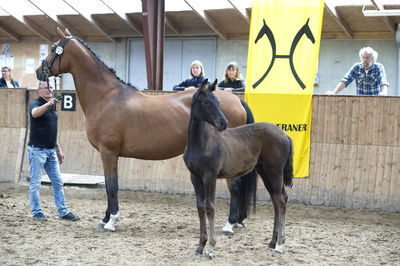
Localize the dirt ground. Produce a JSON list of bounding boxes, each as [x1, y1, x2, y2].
[[0, 182, 399, 266]]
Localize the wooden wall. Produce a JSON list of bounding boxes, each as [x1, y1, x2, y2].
[[0, 41, 49, 89], [295, 96, 399, 211], [2, 89, 399, 212], [0, 88, 27, 182]]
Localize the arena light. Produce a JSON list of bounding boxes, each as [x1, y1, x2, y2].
[[362, 5, 400, 16], [363, 9, 400, 16]]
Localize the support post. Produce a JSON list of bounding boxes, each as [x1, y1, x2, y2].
[[142, 0, 165, 90], [396, 24, 400, 96]]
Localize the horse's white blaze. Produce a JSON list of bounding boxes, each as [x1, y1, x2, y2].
[[222, 221, 234, 234], [103, 211, 120, 231]]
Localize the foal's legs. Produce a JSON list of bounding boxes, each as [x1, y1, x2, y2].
[[258, 165, 287, 254], [203, 176, 217, 259], [99, 149, 120, 232], [190, 174, 207, 256], [190, 173, 218, 259]]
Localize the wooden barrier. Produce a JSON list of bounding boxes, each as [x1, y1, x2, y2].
[[1, 89, 399, 211], [0, 89, 27, 182]]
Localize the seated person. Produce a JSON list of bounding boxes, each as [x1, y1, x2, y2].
[[173, 60, 210, 91], [218, 61, 245, 92], [0, 66, 20, 88]]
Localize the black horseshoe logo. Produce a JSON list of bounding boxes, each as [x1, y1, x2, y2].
[[253, 18, 315, 90]]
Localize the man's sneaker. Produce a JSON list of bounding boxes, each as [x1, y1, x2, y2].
[[33, 212, 47, 221], [61, 212, 80, 221]]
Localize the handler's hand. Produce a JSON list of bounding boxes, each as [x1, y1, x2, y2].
[[48, 97, 60, 106], [325, 90, 335, 95], [57, 150, 65, 164]]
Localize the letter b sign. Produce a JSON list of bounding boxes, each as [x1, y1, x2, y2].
[[61, 93, 76, 111]]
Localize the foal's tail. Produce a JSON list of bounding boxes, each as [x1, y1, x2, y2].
[[239, 99, 257, 214], [284, 136, 294, 188]]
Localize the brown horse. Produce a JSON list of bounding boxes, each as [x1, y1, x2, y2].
[[35, 28, 257, 232], [183, 79, 293, 258]]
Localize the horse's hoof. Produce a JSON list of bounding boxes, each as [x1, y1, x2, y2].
[[268, 242, 276, 249], [193, 249, 203, 257], [221, 230, 234, 236], [203, 251, 214, 260], [222, 221, 234, 236], [101, 228, 115, 233], [272, 244, 283, 255], [235, 223, 245, 229], [96, 223, 105, 229], [272, 249, 283, 256]]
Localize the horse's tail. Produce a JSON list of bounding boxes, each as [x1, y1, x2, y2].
[[238, 99, 257, 215], [240, 99, 255, 124], [284, 136, 294, 188]]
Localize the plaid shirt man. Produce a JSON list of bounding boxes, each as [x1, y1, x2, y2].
[[341, 62, 389, 95]]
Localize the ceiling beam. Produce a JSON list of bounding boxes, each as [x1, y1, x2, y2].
[[370, 0, 396, 33], [63, 0, 116, 43], [184, 0, 228, 40], [165, 14, 180, 34], [24, 16, 53, 42], [324, 2, 353, 39], [28, 0, 80, 36], [0, 5, 52, 42], [99, 0, 142, 35], [227, 0, 249, 24], [0, 22, 21, 41]]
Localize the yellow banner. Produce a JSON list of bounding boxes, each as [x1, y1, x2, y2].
[[245, 0, 324, 177]]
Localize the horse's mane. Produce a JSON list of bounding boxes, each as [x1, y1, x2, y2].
[[74, 37, 138, 90]]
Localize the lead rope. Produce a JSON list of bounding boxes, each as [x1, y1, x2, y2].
[[46, 76, 61, 111]]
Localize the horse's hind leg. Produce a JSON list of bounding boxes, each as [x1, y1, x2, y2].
[[269, 186, 287, 254], [222, 178, 240, 235], [100, 149, 120, 232], [258, 166, 287, 254], [190, 173, 207, 256]]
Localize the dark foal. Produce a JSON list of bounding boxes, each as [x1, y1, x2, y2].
[[183, 79, 293, 258]]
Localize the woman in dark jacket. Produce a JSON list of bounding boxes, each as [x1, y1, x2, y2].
[[218, 61, 245, 92], [173, 60, 209, 91], [0, 66, 20, 88]]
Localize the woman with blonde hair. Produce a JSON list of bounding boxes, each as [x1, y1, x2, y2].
[[173, 60, 210, 91], [0, 66, 20, 88], [218, 61, 245, 92]]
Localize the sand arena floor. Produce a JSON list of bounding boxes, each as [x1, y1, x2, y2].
[[0, 182, 399, 265]]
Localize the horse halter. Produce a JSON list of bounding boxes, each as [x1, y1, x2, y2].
[[40, 35, 74, 81], [40, 35, 74, 101]]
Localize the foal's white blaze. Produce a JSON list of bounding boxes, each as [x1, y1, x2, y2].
[[222, 221, 234, 234], [103, 211, 120, 231]]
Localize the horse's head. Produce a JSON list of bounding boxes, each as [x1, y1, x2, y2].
[[191, 79, 228, 131], [36, 27, 74, 81]]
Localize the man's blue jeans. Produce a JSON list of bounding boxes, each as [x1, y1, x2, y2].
[[28, 146, 69, 217]]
